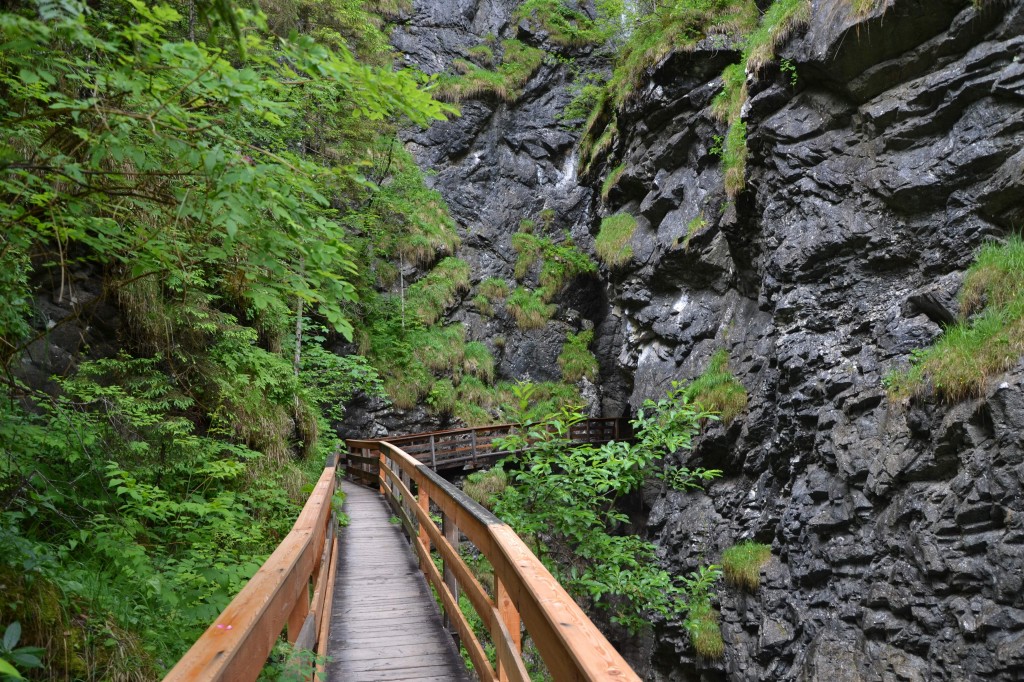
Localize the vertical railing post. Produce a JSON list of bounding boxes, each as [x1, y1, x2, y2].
[[441, 511, 460, 637], [377, 448, 386, 496], [417, 484, 431, 574], [430, 434, 437, 469], [495, 577, 522, 682], [470, 429, 478, 468]]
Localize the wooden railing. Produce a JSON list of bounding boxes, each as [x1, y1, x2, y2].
[[164, 455, 340, 682], [346, 417, 629, 476], [351, 439, 641, 682]]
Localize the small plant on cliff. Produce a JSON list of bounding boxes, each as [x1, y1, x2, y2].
[[435, 39, 545, 102], [684, 213, 708, 250], [595, 213, 637, 268], [601, 163, 627, 201], [507, 287, 557, 329], [558, 330, 600, 382], [405, 257, 471, 325], [885, 235, 1024, 401], [684, 350, 748, 423], [721, 541, 772, 590]]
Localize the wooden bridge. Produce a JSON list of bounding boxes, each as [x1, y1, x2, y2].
[[165, 419, 640, 681]]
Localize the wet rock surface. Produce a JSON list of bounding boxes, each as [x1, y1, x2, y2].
[[390, 0, 1024, 678]]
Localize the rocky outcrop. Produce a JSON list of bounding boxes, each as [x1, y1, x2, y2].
[[393, 0, 1024, 678]]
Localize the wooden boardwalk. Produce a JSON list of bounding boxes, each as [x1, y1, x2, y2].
[[326, 480, 471, 681]]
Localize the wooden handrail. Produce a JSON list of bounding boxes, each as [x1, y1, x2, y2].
[[366, 439, 641, 682], [345, 417, 629, 475], [164, 456, 340, 682]]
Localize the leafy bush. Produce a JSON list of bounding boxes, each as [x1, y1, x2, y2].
[[721, 541, 772, 590], [491, 386, 721, 633], [595, 213, 637, 268], [683, 350, 748, 423], [558, 331, 600, 382], [885, 235, 1024, 401]]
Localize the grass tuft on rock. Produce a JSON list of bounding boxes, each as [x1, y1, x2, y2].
[[507, 287, 557, 330], [463, 467, 508, 509], [558, 330, 599, 382], [684, 349, 748, 423], [721, 541, 771, 590], [885, 235, 1024, 402], [686, 601, 725, 659], [595, 213, 637, 268]]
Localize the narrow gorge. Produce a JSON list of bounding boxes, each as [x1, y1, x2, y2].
[[353, 0, 1024, 678]]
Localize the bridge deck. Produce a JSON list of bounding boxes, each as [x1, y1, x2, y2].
[[326, 480, 471, 682]]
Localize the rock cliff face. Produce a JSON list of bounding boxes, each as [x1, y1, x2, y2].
[[393, 0, 1024, 679]]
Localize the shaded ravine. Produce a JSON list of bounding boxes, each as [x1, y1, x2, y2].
[[374, 0, 1024, 679]]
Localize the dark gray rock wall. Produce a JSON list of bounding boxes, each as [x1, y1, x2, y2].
[[393, 0, 1024, 679]]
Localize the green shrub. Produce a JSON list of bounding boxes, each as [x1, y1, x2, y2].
[[885, 235, 1024, 402], [684, 350, 748, 423], [558, 330, 599, 382], [507, 287, 557, 330], [595, 213, 637, 268], [405, 257, 471, 325], [721, 541, 771, 590]]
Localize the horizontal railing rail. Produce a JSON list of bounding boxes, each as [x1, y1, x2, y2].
[[353, 439, 641, 682], [164, 455, 340, 682], [345, 417, 629, 475]]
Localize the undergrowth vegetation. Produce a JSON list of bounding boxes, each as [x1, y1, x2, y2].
[[558, 330, 600, 382], [489, 383, 725, 646], [885, 235, 1024, 401], [435, 39, 545, 102]]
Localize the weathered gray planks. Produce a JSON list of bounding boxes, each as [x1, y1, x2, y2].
[[326, 480, 471, 682]]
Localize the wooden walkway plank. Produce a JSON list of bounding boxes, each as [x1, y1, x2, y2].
[[326, 480, 471, 682]]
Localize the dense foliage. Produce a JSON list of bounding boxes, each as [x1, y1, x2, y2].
[[490, 384, 724, 639], [0, 0, 458, 676]]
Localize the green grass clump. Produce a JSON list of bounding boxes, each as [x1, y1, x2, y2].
[[466, 44, 495, 66], [453, 400, 493, 426], [463, 468, 508, 509], [601, 163, 626, 201], [427, 378, 457, 414], [436, 39, 545, 102], [721, 541, 772, 590], [595, 213, 637, 268], [686, 601, 725, 659], [886, 235, 1024, 402], [411, 324, 466, 373], [463, 341, 495, 382], [683, 213, 707, 250], [405, 257, 471, 325], [507, 287, 557, 330], [684, 350, 748, 423], [513, 227, 596, 299], [479, 277, 510, 301], [744, 0, 811, 71], [472, 293, 494, 316], [558, 330, 599, 382]]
